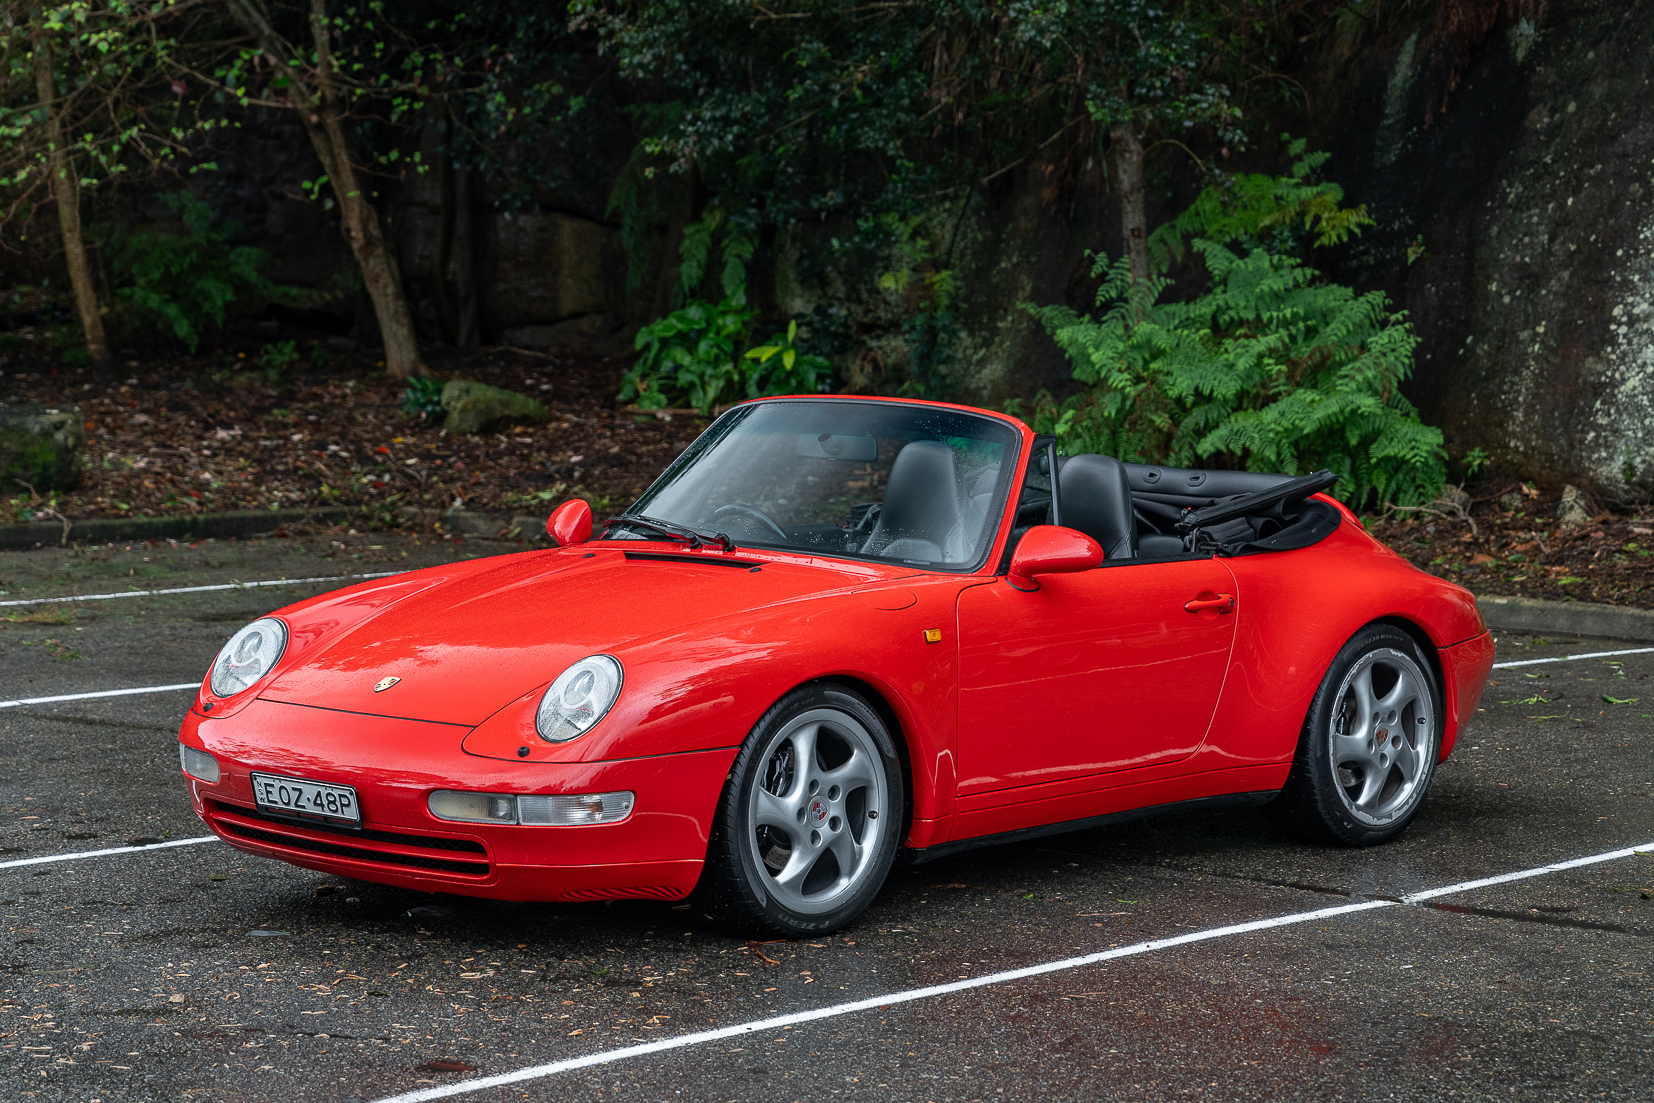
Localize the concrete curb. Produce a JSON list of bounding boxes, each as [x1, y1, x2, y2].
[[0, 507, 357, 550], [0, 503, 546, 550], [1476, 594, 1654, 643]]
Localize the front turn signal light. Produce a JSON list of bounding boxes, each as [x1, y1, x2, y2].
[[179, 744, 220, 783]]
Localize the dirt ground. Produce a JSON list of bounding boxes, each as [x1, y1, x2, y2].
[[1363, 491, 1654, 609], [3, 345, 1652, 607], [0, 344, 709, 527]]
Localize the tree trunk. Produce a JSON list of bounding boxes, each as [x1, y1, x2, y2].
[[221, 0, 425, 378], [303, 0, 422, 377], [31, 24, 111, 380], [1108, 125, 1150, 285]]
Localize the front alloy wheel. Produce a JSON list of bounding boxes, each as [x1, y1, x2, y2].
[[703, 684, 903, 935]]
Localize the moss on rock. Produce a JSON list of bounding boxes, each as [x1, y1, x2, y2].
[[0, 404, 86, 492], [440, 381, 550, 436]]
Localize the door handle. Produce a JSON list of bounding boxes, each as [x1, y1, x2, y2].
[[1184, 592, 1234, 615]]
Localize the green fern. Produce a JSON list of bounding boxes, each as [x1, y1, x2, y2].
[[1025, 160, 1445, 509], [1146, 136, 1376, 278]]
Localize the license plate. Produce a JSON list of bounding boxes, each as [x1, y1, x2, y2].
[[250, 772, 360, 825]]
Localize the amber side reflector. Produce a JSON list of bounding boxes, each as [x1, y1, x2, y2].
[[923, 629, 942, 643]]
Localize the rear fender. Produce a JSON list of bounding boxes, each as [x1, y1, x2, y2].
[[1209, 522, 1487, 768]]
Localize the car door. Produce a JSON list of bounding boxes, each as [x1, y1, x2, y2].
[[955, 557, 1239, 799]]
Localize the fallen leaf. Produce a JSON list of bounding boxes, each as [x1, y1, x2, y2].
[[1602, 695, 1638, 705]]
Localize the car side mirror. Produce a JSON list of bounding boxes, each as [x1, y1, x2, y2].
[[1007, 525, 1103, 591], [546, 499, 593, 546]]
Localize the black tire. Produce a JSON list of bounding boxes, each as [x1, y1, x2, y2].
[[700, 683, 904, 936], [1262, 624, 1443, 846]]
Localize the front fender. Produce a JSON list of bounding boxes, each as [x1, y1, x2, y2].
[[459, 576, 973, 835]]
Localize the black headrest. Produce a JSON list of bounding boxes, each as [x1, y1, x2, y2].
[[1059, 453, 1136, 560]]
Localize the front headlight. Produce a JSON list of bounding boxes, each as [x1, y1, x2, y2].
[[535, 655, 623, 743], [209, 617, 288, 697]]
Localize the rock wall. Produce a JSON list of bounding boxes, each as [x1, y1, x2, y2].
[[1322, 0, 1654, 496]]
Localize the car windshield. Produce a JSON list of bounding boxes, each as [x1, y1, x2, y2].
[[613, 399, 1021, 570]]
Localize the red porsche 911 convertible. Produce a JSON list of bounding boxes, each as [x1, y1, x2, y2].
[[177, 396, 1494, 934]]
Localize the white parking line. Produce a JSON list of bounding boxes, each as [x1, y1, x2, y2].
[[0, 835, 218, 870], [0, 570, 405, 608], [1493, 645, 1654, 669], [0, 683, 199, 709], [368, 839, 1654, 1103]]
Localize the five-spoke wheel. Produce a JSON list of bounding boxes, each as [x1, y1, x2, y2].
[[1264, 625, 1442, 845], [1329, 647, 1436, 827], [702, 684, 903, 934]]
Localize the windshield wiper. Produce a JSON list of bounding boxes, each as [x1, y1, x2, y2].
[[602, 513, 738, 552]]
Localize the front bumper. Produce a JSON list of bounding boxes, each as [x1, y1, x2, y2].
[[179, 698, 736, 902]]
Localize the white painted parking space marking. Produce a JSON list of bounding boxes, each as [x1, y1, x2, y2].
[[0, 683, 199, 709], [1401, 841, 1654, 902], [0, 569, 405, 608], [0, 835, 218, 870], [1493, 646, 1654, 669], [368, 838, 1654, 1103]]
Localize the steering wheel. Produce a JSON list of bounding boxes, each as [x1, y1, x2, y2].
[[712, 503, 789, 543]]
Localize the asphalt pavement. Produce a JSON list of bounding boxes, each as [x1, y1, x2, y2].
[[2, 534, 1651, 1102]]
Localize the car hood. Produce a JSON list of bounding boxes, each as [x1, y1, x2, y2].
[[259, 544, 906, 726]]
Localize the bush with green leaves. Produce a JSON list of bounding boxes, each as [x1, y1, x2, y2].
[[619, 293, 830, 414], [1023, 145, 1445, 508], [103, 192, 305, 352], [403, 375, 446, 422]]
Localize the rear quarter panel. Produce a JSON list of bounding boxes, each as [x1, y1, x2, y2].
[[1205, 503, 1487, 771]]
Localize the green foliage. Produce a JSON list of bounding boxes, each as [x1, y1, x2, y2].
[[259, 340, 298, 385], [102, 193, 302, 352], [619, 294, 758, 413], [1146, 138, 1376, 276], [403, 375, 446, 422], [620, 293, 830, 415], [575, 0, 1304, 335], [0, 2, 226, 202], [743, 320, 830, 399], [1025, 162, 1446, 509]]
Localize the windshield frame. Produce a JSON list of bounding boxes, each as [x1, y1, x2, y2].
[[607, 396, 1033, 575]]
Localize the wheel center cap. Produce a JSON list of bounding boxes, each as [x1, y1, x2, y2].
[[808, 798, 829, 826]]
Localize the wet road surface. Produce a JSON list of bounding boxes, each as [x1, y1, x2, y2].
[[2, 535, 1651, 1102]]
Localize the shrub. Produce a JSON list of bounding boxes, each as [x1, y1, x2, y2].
[[619, 291, 830, 414], [103, 192, 305, 352], [402, 375, 445, 422], [1023, 146, 1445, 508]]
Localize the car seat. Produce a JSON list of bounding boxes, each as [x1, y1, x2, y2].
[[861, 441, 966, 562], [1057, 453, 1137, 560]]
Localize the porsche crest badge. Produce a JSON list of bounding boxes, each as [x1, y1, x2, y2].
[[373, 676, 401, 693]]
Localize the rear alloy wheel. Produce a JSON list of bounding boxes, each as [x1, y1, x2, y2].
[[702, 684, 903, 935], [1263, 625, 1442, 846]]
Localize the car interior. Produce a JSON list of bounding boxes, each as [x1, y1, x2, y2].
[[997, 442, 1343, 567]]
